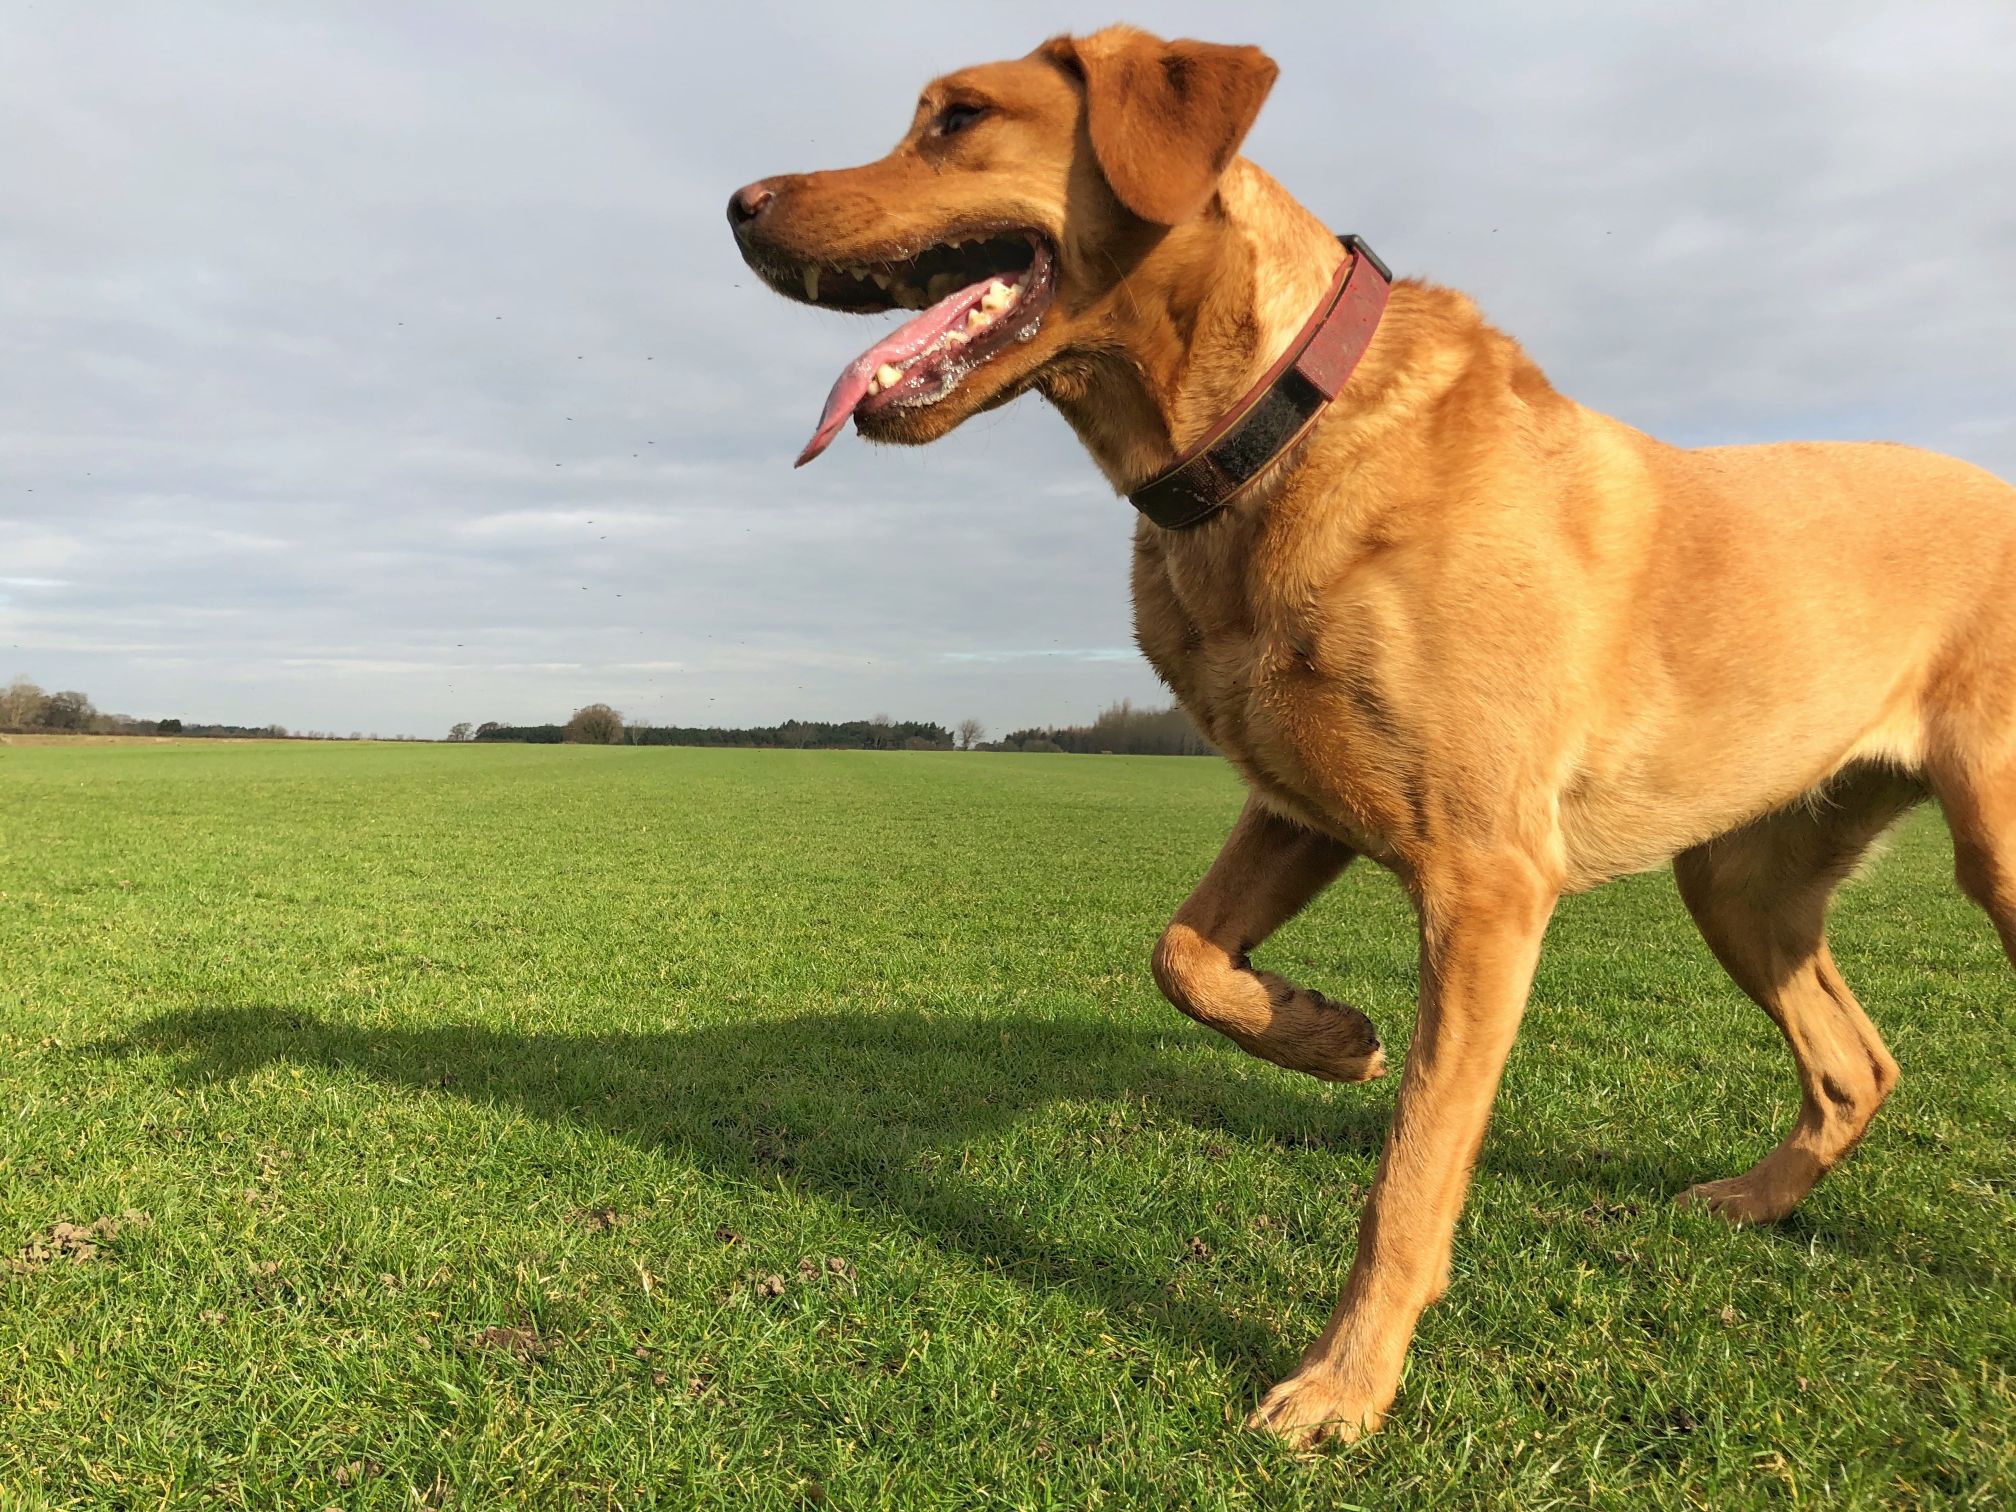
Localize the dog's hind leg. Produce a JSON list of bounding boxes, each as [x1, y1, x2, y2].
[[1672, 765, 1923, 1224], [1926, 541, 2016, 967], [1936, 756, 2016, 967], [1152, 796, 1386, 1082]]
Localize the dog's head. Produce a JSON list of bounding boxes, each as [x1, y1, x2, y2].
[[726, 26, 1278, 465]]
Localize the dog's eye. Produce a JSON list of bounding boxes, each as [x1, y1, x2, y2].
[[935, 103, 988, 137]]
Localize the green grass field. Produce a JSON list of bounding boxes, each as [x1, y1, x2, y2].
[[0, 740, 2010, 1508]]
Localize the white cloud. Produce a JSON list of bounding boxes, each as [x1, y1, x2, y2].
[[941, 649, 1141, 664]]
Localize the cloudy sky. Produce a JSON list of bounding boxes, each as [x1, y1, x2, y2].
[[3, 2, 2013, 737]]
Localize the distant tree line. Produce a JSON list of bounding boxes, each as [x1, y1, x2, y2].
[[995, 699, 1213, 756], [5, 672, 1212, 757], [464, 699, 1210, 755], [0, 675, 304, 739], [471, 707, 958, 750], [0, 673, 401, 741], [0, 676, 99, 732]]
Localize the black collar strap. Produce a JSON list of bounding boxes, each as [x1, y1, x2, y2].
[[1128, 234, 1392, 530]]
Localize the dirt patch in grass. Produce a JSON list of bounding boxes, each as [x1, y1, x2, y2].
[[465, 1325, 549, 1358], [10, 1211, 151, 1270]]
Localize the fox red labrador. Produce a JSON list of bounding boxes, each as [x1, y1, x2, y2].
[[727, 25, 2016, 1444]]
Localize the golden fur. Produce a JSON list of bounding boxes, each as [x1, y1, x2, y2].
[[730, 25, 2016, 1445]]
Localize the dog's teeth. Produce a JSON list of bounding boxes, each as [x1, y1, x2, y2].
[[979, 279, 1013, 313], [866, 378, 881, 396], [869, 271, 892, 289], [946, 328, 970, 345], [803, 266, 820, 301], [846, 263, 867, 279], [927, 273, 958, 302], [874, 363, 903, 389], [965, 307, 991, 331]]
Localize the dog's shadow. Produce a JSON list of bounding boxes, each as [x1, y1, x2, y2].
[[103, 999, 1988, 1369], [110, 1004, 1410, 1374]]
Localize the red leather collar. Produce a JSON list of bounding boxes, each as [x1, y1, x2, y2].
[[1129, 235, 1391, 530]]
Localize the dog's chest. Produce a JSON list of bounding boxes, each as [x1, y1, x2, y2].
[[1131, 538, 1421, 859]]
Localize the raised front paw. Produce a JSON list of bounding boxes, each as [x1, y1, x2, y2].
[[1259, 978, 1386, 1083], [1308, 990, 1387, 1083]]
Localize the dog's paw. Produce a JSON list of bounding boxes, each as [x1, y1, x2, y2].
[[1314, 1014, 1387, 1083], [1244, 1368, 1387, 1449], [1676, 1172, 1802, 1226], [1286, 988, 1387, 1084]]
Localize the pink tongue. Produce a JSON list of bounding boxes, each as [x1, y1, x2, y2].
[[795, 274, 995, 467]]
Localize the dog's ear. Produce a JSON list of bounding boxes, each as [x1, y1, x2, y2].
[[1039, 27, 1278, 226]]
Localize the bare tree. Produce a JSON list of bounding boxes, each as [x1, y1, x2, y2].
[[446, 721, 473, 742], [957, 717, 985, 750], [563, 703, 626, 744], [0, 675, 47, 727]]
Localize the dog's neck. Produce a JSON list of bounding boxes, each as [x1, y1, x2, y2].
[[1044, 161, 1350, 498]]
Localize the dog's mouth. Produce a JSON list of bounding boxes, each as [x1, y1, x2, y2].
[[745, 231, 1056, 466]]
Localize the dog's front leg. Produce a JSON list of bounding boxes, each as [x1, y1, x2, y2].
[[1249, 851, 1557, 1445], [1152, 797, 1385, 1082]]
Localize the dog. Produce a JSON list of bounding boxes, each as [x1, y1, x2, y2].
[[727, 25, 2016, 1445]]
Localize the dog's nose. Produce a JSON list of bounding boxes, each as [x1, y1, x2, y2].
[[727, 180, 776, 229]]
